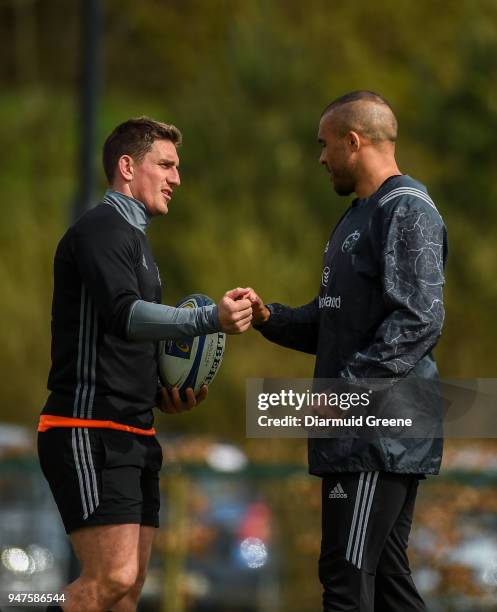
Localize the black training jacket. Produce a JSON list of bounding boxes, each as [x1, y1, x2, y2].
[[258, 175, 448, 475], [43, 194, 162, 430]]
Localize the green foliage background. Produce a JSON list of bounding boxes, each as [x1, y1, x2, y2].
[[1, 3, 497, 610], [1, 0, 496, 429]]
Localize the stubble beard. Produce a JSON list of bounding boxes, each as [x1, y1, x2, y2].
[[333, 176, 355, 197]]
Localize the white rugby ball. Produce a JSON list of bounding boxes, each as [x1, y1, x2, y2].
[[158, 294, 226, 396]]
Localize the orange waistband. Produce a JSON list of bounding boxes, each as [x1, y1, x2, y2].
[[38, 414, 156, 436]]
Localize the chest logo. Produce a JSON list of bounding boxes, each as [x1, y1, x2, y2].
[[321, 266, 331, 287], [341, 230, 360, 253], [142, 254, 149, 270]]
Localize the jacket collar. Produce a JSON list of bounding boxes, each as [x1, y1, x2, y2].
[[103, 190, 151, 233]]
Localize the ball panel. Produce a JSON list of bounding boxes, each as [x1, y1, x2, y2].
[[158, 294, 226, 396], [197, 331, 226, 389], [159, 336, 199, 389], [179, 334, 206, 393]]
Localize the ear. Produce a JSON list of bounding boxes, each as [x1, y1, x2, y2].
[[348, 131, 361, 152], [117, 155, 134, 182]]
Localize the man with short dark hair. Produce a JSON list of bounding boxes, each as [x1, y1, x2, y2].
[[38, 117, 253, 612], [247, 91, 447, 611]]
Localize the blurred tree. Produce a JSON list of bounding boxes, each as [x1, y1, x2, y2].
[[1, 3, 497, 611], [0, 0, 496, 426]]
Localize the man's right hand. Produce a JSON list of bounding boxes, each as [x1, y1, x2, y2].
[[243, 287, 270, 326], [218, 288, 253, 334]]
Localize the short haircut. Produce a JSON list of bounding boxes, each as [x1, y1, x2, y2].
[[102, 117, 182, 183], [321, 91, 397, 143]]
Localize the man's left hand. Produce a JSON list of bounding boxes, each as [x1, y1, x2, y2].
[[157, 385, 208, 413]]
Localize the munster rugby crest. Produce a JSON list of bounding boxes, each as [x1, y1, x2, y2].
[[341, 230, 360, 253]]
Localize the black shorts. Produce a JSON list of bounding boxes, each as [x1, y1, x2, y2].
[[38, 428, 163, 534]]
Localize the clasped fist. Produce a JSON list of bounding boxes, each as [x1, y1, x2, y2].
[[218, 287, 253, 334], [241, 287, 270, 326], [217, 286, 270, 334]]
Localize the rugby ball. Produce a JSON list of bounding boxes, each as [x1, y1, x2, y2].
[[158, 294, 226, 396]]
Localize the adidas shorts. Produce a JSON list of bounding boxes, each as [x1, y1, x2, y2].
[[319, 471, 426, 612], [38, 428, 163, 534]]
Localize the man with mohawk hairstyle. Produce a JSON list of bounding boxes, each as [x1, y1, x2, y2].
[[247, 91, 447, 611]]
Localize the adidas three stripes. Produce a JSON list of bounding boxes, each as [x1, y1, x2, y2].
[[319, 472, 426, 611]]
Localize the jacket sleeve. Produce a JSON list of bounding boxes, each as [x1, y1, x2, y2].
[[127, 300, 220, 340], [72, 225, 142, 339], [256, 297, 320, 355], [340, 197, 447, 380]]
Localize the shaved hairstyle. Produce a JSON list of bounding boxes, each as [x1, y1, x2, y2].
[[321, 91, 398, 143]]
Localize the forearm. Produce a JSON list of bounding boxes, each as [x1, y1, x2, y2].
[[127, 300, 220, 341], [340, 307, 444, 380], [256, 299, 319, 355]]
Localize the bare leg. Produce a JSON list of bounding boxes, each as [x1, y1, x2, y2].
[[63, 523, 141, 612], [111, 526, 156, 612]]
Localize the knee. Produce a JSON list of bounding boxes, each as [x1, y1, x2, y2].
[[102, 566, 138, 600], [127, 566, 147, 600]]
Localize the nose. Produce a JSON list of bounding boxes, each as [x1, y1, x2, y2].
[[169, 166, 181, 188], [319, 150, 327, 166]]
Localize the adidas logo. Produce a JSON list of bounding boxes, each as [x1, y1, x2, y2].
[[329, 482, 348, 499]]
